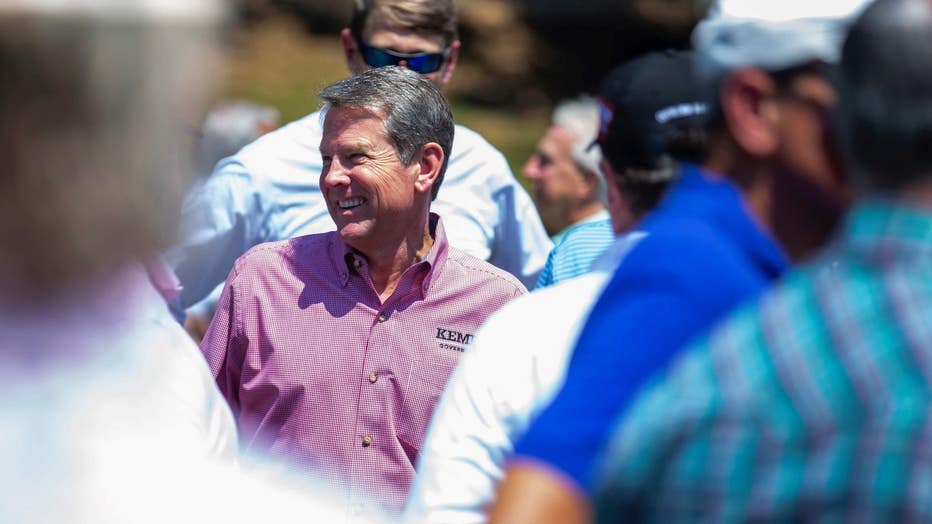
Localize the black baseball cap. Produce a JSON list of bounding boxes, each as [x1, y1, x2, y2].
[[594, 49, 710, 174]]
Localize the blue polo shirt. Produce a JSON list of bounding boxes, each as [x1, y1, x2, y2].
[[512, 164, 789, 491]]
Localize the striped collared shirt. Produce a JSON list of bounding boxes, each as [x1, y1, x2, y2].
[[596, 199, 932, 522]]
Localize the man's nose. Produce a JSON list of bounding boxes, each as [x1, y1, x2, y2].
[[322, 158, 351, 187], [522, 156, 540, 180]]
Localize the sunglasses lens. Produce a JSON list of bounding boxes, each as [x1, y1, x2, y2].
[[406, 54, 443, 74], [360, 42, 445, 74], [363, 46, 398, 68]]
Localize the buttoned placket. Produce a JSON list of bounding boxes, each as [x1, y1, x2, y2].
[[347, 254, 432, 510]]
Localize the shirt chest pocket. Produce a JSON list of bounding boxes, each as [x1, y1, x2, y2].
[[397, 352, 459, 466]]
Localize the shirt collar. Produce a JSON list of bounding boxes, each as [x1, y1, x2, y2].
[[329, 212, 450, 296], [838, 197, 932, 263], [656, 163, 790, 279]]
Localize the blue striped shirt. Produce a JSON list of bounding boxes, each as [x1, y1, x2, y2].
[[535, 211, 615, 289]]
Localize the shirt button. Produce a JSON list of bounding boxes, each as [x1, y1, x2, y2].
[[362, 435, 372, 447], [377, 313, 387, 322], [368, 371, 378, 384]]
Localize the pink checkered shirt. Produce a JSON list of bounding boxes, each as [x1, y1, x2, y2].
[[200, 215, 525, 516]]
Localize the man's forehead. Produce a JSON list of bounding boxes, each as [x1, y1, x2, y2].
[[362, 12, 445, 48], [321, 106, 388, 144], [539, 125, 576, 155]]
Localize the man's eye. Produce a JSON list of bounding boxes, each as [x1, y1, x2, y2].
[[538, 154, 552, 167], [321, 156, 332, 166]]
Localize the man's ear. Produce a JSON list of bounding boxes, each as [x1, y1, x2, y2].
[[720, 68, 781, 158], [436, 40, 461, 86], [340, 28, 365, 75], [413, 142, 444, 195]]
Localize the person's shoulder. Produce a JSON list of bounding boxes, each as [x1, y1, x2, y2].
[[231, 231, 333, 277], [452, 123, 495, 150], [450, 124, 510, 169], [444, 246, 527, 295], [627, 215, 763, 290], [503, 272, 609, 323], [221, 110, 323, 168], [552, 220, 615, 255]]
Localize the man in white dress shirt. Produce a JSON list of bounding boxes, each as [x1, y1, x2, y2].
[[168, 0, 552, 316], [402, 50, 709, 524]]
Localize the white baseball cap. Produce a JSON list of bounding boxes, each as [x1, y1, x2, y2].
[[693, 0, 875, 74]]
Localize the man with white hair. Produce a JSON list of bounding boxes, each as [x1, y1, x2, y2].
[[488, 1, 874, 523], [522, 97, 615, 288]]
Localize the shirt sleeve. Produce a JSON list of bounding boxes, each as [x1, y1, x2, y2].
[[168, 158, 274, 309], [534, 248, 557, 290], [487, 175, 553, 290], [199, 267, 245, 416]]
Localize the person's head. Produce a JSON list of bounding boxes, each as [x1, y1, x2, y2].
[[341, 0, 460, 87], [522, 97, 603, 234], [595, 50, 710, 234], [319, 66, 454, 255], [197, 100, 280, 174], [693, 0, 874, 259], [0, 0, 225, 303], [838, 0, 932, 194]]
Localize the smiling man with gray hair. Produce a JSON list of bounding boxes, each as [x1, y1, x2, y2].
[[199, 66, 526, 519]]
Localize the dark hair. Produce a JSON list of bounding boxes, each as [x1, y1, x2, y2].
[[319, 66, 454, 200], [349, 0, 458, 47], [614, 127, 708, 216], [838, 0, 932, 191]]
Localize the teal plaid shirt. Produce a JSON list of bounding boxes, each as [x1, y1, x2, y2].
[[595, 199, 932, 522]]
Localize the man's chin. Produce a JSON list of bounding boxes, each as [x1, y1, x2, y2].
[[337, 224, 372, 248]]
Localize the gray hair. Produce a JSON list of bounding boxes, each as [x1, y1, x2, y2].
[[0, 1, 225, 300], [552, 96, 604, 201], [319, 66, 454, 200]]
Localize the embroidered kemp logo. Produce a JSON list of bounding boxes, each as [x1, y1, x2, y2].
[[435, 327, 474, 353]]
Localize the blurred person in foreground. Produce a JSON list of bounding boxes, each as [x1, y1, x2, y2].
[[523, 97, 615, 288], [403, 49, 707, 524], [200, 66, 526, 519], [488, 1, 874, 523], [0, 1, 364, 522], [168, 0, 552, 320], [595, 0, 932, 520]]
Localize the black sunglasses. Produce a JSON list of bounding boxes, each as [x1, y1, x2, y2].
[[358, 40, 450, 74]]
